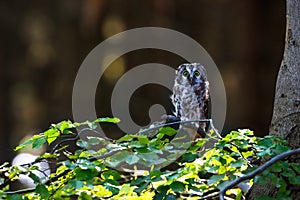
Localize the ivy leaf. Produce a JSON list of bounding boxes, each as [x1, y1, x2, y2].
[[289, 175, 300, 185], [79, 192, 93, 200], [7, 194, 23, 200], [291, 163, 300, 173], [131, 176, 148, 186], [104, 182, 120, 195], [117, 134, 134, 142], [125, 154, 140, 165], [76, 140, 88, 148], [35, 184, 50, 199], [94, 117, 120, 123], [134, 181, 150, 194], [102, 170, 122, 180], [14, 139, 33, 151], [170, 181, 185, 193], [32, 136, 47, 149], [181, 153, 198, 162], [119, 184, 131, 194], [69, 180, 84, 189], [75, 168, 98, 181], [44, 128, 60, 144], [29, 172, 41, 184], [138, 136, 149, 145], [87, 137, 103, 146], [254, 175, 267, 185], [217, 180, 231, 190], [165, 194, 177, 200], [56, 120, 75, 134], [208, 174, 225, 185], [159, 127, 177, 136], [231, 159, 245, 168]]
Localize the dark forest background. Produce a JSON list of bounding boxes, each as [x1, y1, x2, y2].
[[0, 0, 285, 162]]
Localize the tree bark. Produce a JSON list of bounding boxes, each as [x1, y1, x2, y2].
[[248, 0, 300, 198]]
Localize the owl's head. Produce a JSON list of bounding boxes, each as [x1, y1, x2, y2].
[[176, 63, 207, 86]]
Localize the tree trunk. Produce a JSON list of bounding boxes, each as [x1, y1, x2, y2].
[[248, 0, 300, 198]]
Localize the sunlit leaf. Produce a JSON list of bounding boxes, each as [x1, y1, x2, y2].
[[94, 117, 120, 123], [32, 136, 47, 149]]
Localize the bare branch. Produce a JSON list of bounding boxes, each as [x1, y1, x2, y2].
[[219, 148, 300, 200]]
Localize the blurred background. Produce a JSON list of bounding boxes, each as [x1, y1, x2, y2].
[[0, 0, 285, 162]]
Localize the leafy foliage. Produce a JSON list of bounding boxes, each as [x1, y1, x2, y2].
[[0, 118, 299, 199]]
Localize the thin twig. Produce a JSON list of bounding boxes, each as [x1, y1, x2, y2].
[[138, 119, 210, 134]]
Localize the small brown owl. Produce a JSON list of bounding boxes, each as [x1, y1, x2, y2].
[[171, 63, 210, 138]]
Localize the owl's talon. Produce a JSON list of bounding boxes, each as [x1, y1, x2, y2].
[[164, 115, 181, 130], [197, 127, 206, 138]]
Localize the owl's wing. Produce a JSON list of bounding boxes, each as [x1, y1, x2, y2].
[[172, 94, 181, 118]]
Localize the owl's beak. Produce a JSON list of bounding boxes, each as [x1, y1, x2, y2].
[[190, 77, 196, 85]]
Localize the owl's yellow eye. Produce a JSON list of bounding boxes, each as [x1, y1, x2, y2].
[[183, 70, 189, 77], [194, 70, 200, 77]]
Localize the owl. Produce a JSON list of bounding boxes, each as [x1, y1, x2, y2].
[[171, 63, 210, 138]]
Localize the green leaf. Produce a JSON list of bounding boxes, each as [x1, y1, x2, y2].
[[35, 184, 50, 199], [102, 170, 122, 180], [272, 144, 290, 155], [7, 194, 23, 200], [125, 154, 140, 165], [79, 192, 93, 200], [94, 117, 120, 123], [181, 153, 198, 162], [104, 182, 119, 195], [254, 175, 267, 185], [131, 176, 148, 186], [269, 162, 282, 173], [165, 194, 177, 200], [39, 152, 58, 159], [44, 128, 60, 144], [134, 181, 150, 194], [29, 172, 41, 184], [76, 140, 88, 148], [255, 195, 276, 200], [159, 127, 177, 136], [217, 180, 232, 190], [138, 136, 149, 145], [14, 139, 33, 151], [56, 120, 75, 134], [0, 177, 4, 185], [119, 184, 131, 194], [208, 174, 225, 185], [170, 181, 185, 193], [139, 152, 160, 162], [32, 136, 47, 149], [128, 141, 146, 148], [75, 168, 98, 181], [117, 134, 134, 142], [291, 163, 300, 173], [231, 159, 245, 168], [156, 133, 164, 139], [87, 137, 103, 146], [289, 175, 300, 185], [69, 180, 84, 189]]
